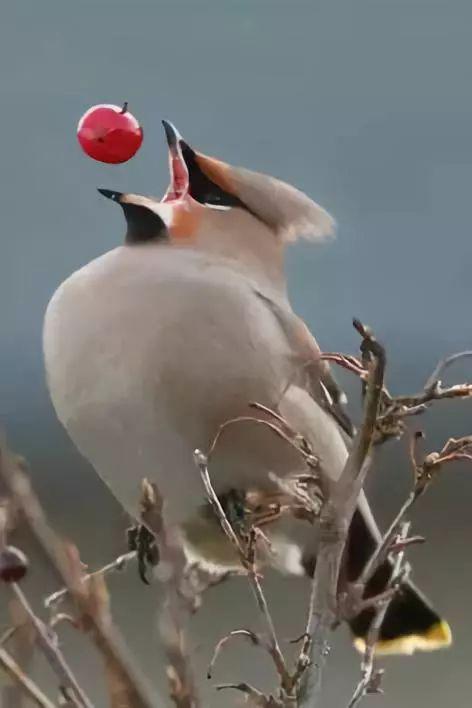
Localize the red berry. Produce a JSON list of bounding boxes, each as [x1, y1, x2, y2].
[[77, 102, 143, 164], [0, 546, 29, 583]]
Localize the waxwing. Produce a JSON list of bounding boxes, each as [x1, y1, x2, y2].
[[43, 121, 451, 655]]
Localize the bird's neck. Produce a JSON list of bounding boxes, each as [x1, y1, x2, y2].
[[195, 208, 287, 296]]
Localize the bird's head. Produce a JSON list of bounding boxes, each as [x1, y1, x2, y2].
[[99, 120, 335, 288]]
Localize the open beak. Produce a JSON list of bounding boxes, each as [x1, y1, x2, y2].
[[97, 188, 123, 203], [161, 120, 190, 203]]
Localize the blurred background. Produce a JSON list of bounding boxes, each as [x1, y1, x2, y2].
[[1, 0, 471, 705]]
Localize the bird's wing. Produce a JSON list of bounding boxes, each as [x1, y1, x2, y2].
[[253, 289, 355, 438]]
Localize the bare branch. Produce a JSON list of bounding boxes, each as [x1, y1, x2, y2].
[[298, 320, 386, 707], [207, 629, 268, 679], [320, 353, 367, 379], [424, 350, 472, 392], [45, 551, 137, 611], [61, 544, 156, 708], [0, 645, 57, 708], [139, 479, 200, 708], [348, 523, 410, 708], [1, 596, 36, 708], [355, 492, 417, 591], [207, 415, 318, 470], [216, 682, 283, 707], [0, 503, 90, 707], [0, 625, 18, 647], [10, 583, 91, 708], [324, 343, 472, 447], [0, 440, 156, 708], [194, 450, 293, 699]]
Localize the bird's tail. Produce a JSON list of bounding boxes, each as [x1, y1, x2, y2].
[[345, 508, 452, 655]]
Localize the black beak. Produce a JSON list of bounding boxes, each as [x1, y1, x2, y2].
[[161, 119, 182, 154], [97, 188, 123, 202]]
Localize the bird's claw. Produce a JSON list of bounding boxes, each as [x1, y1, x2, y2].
[[127, 524, 159, 584]]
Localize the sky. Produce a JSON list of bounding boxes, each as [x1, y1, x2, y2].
[[1, 1, 471, 706]]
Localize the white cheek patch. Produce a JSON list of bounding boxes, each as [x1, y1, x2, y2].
[[148, 201, 174, 228]]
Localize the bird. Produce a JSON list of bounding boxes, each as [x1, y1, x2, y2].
[[43, 119, 451, 655]]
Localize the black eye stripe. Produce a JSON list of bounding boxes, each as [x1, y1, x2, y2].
[[180, 142, 247, 210], [121, 203, 168, 244]]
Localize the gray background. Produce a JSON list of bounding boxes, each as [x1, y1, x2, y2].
[[1, 0, 472, 705]]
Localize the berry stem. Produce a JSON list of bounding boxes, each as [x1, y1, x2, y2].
[[120, 101, 129, 114]]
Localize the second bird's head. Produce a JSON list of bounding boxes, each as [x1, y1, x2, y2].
[[98, 120, 335, 249]]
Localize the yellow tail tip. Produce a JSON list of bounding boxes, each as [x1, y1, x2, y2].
[[353, 620, 452, 656]]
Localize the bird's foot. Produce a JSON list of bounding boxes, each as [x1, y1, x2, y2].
[[127, 523, 159, 584], [218, 488, 248, 537]]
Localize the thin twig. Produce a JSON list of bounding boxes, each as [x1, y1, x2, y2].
[[62, 543, 156, 708], [193, 451, 245, 557], [194, 450, 293, 698], [2, 596, 41, 708], [0, 645, 57, 708], [45, 551, 137, 610], [139, 479, 200, 708], [359, 433, 472, 590], [320, 353, 367, 379], [391, 383, 472, 409], [356, 492, 417, 590], [0, 440, 156, 708], [207, 416, 318, 469], [11, 583, 91, 708], [298, 320, 386, 707], [0, 625, 18, 647], [348, 523, 410, 708], [216, 682, 282, 707], [0, 493, 90, 707], [323, 346, 472, 445], [424, 350, 472, 392], [207, 629, 266, 679]]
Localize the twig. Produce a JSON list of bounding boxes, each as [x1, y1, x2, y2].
[[0, 625, 18, 647], [424, 350, 472, 392], [61, 543, 156, 708], [207, 626, 295, 700], [391, 383, 472, 409], [194, 450, 293, 699], [11, 583, 91, 708], [348, 523, 410, 708], [320, 353, 368, 379], [2, 596, 43, 708], [207, 629, 266, 679], [298, 320, 386, 707], [0, 494, 90, 707], [323, 346, 472, 445], [355, 492, 417, 590], [359, 433, 472, 590], [0, 645, 57, 708], [193, 452, 245, 558], [45, 551, 137, 610], [216, 682, 282, 707], [207, 415, 318, 469], [0, 440, 156, 708], [139, 479, 200, 708]]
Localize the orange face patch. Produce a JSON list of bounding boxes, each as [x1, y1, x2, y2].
[[169, 199, 203, 243]]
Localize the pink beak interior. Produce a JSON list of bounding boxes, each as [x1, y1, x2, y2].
[[161, 120, 190, 203]]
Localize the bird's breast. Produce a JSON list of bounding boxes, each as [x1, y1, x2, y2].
[[43, 246, 300, 524]]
